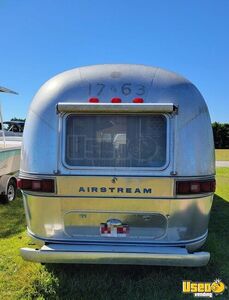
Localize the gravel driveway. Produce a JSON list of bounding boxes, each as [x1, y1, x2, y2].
[[216, 161, 229, 167]]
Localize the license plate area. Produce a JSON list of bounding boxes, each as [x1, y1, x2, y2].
[[100, 220, 129, 237], [64, 211, 167, 240]]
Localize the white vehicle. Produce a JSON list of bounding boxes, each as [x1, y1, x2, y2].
[[0, 86, 22, 202]]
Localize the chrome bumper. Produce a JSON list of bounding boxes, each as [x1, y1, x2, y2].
[[20, 243, 210, 267]]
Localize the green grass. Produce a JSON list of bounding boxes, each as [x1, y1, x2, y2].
[[0, 169, 229, 300], [215, 149, 229, 161]]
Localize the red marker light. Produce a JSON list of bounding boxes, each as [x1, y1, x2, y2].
[[133, 98, 144, 103], [111, 98, 122, 103], [89, 97, 99, 103]]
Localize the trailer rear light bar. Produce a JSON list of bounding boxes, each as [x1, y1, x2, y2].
[[176, 179, 216, 195], [56, 102, 177, 114], [17, 178, 55, 193]]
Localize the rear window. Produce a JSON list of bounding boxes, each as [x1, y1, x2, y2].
[[65, 114, 167, 168]]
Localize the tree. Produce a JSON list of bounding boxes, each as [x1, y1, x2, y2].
[[212, 122, 229, 149]]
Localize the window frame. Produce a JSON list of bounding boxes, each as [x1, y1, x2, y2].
[[61, 112, 170, 172]]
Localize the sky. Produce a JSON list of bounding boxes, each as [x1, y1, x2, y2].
[[0, 0, 228, 122]]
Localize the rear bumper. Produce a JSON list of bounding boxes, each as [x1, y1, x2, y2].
[[20, 243, 210, 267]]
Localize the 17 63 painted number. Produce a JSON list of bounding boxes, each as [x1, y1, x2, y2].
[[88, 83, 146, 96]]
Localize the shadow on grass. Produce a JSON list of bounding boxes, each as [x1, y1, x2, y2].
[[0, 195, 26, 238], [40, 195, 228, 300]]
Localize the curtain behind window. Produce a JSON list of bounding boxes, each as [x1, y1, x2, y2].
[[66, 114, 166, 167]]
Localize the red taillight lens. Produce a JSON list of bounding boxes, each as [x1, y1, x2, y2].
[[42, 180, 55, 192], [201, 181, 216, 193], [176, 179, 215, 195], [111, 97, 122, 103], [17, 178, 32, 189], [176, 181, 190, 194], [89, 97, 99, 103], [133, 98, 144, 103], [17, 178, 55, 193]]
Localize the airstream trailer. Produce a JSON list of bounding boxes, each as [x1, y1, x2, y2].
[[18, 64, 215, 266]]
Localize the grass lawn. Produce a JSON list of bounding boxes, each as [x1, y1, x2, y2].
[[215, 149, 229, 161], [0, 169, 228, 300]]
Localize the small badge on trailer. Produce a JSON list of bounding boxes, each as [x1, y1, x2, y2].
[[100, 219, 129, 237]]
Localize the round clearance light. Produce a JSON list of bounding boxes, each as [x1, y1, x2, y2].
[[89, 97, 100, 103], [133, 98, 144, 103], [111, 98, 122, 103]]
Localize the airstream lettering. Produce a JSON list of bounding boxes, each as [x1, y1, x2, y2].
[[78, 187, 152, 194], [18, 64, 215, 266]]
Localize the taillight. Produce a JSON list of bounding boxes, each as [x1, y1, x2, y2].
[[176, 179, 215, 195], [17, 178, 55, 193]]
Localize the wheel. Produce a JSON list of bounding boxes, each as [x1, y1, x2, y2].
[[3, 179, 17, 202]]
